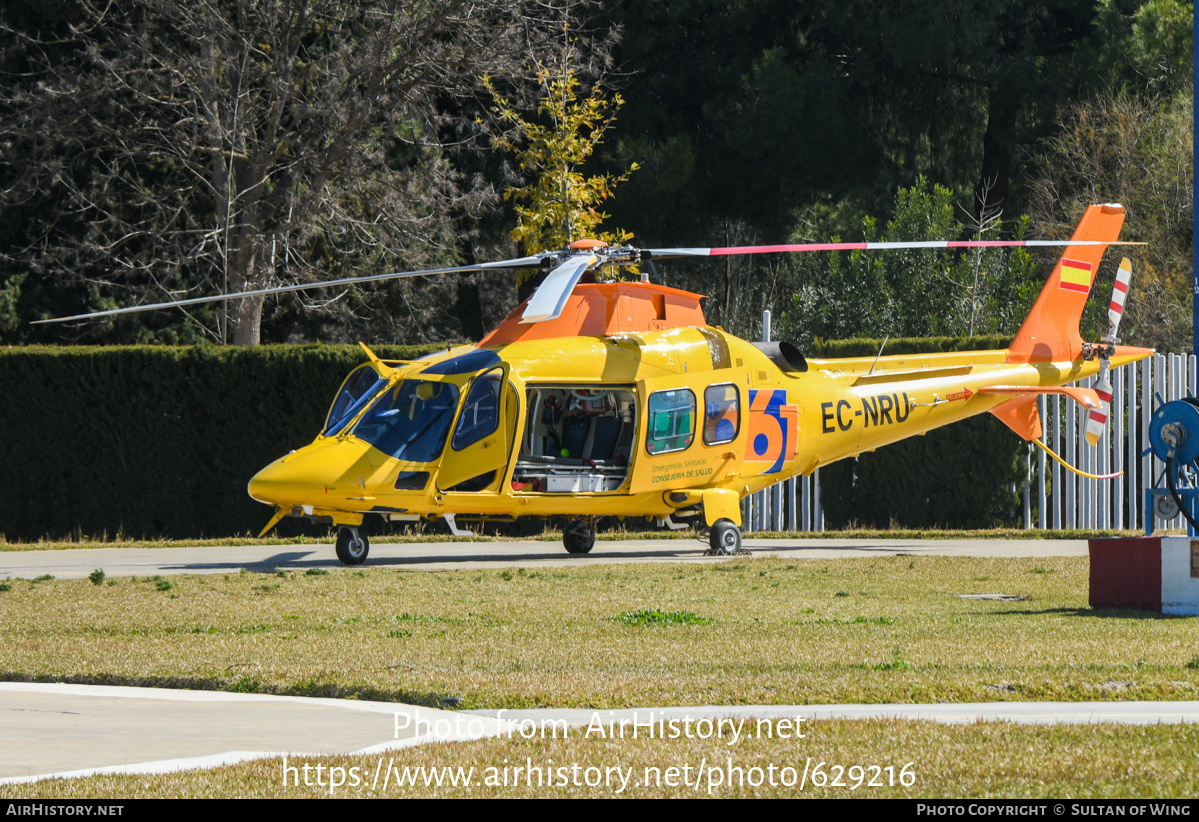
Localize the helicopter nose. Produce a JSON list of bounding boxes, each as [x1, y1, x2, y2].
[[247, 457, 313, 507], [247, 439, 375, 507]]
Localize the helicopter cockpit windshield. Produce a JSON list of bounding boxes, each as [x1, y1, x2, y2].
[[350, 379, 461, 462], [324, 364, 388, 436]]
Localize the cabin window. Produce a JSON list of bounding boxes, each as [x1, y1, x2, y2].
[[452, 368, 503, 450], [646, 388, 695, 454], [703, 384, 740, 445]]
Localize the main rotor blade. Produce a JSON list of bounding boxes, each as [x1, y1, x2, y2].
[[646, 239, 1145, 259], [520, 255, 599, 323], [31, 255, 547, 325]]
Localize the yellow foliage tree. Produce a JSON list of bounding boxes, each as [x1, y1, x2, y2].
[[485, 51, 637, 262]]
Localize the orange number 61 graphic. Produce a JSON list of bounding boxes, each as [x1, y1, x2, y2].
[[746, 389, 797, 474]]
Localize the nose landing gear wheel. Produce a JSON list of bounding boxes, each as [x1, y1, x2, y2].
[[335, 526, 370, 565], [709, 519, 742, 555], [563, 519, 596, 554]]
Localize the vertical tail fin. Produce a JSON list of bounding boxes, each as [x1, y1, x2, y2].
[[1006, 204, 1125, 364]]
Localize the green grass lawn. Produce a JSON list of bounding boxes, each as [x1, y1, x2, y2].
[[3, 555, 1196, 798], [2, 556, 1195, 707], [6, 722, 1198, 798]]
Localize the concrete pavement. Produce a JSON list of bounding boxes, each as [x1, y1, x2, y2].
[[0, 537, 1091, 580], [3, 682, 1197, 785], [0, 682, 501, 784]]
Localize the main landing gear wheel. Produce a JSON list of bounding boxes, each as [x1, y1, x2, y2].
[[709, 519, 742, 555], [563, 519, 596, 554], [335, 526, 370, 566]]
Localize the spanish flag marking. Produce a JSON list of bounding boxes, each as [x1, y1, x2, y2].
[[1058, 258, 1093, 294]]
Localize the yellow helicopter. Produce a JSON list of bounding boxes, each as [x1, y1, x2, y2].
[[38, 203, 1150, 563]]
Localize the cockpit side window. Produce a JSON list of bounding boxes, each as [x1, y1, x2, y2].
[[452, 368, 503, 451], [325, 364, 386, 436]]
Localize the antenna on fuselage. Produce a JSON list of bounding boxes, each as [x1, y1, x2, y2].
[[868, 336, 889, 377]]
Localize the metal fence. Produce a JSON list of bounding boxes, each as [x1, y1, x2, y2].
[[743, 320, 1194, 533]]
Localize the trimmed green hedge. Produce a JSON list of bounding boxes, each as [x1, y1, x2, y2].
[[807, 334, 1013, 358], [1, 335, 1028, 540], [817, 415, 1026, 529], [0, 344, 440, 540], [804, 334, 1026, 528]]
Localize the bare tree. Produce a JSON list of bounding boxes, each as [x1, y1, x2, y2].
[[1, 0, 580, 344], [949, 178, 1002, 337], [1024, 88, 1194, 351]]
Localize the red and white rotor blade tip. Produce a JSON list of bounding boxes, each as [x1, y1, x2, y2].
[[645, 240, 1142, 259]]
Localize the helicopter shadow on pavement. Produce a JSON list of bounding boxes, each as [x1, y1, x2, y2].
[[139, 536, 1090, 577], [154, 543, 716, 575], [357, 543, 713, 568], [158, 551, 324, 575]]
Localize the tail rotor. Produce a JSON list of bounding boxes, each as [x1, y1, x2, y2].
[[1084, 257, 1132, 446]]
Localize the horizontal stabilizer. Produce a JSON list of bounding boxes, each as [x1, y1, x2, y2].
[[978, 385, 1101, 410]]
